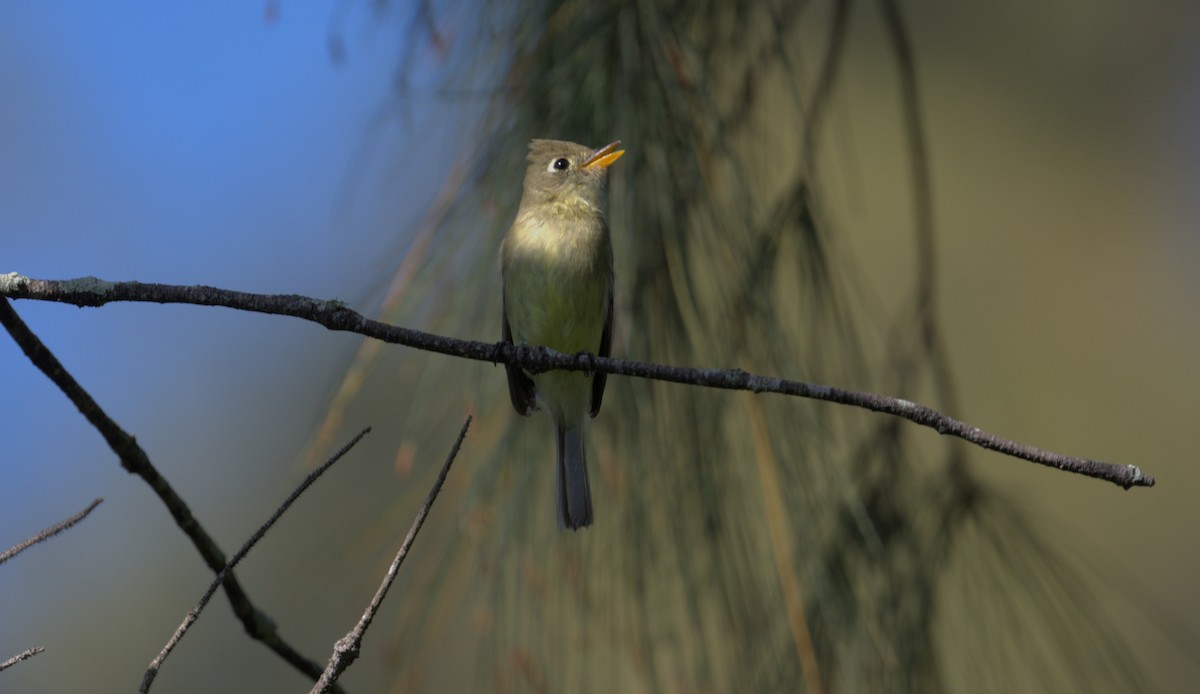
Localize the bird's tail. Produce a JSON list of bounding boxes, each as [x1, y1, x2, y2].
[[555, 417, 593, 530]]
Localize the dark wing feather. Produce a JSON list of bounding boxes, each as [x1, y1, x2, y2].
[[502, 300, 537, 416], [589, 289, 613, 417]]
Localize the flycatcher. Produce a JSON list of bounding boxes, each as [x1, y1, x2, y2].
[[501, 139, 624, 530]]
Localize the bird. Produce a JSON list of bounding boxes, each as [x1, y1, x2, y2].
[[500, 139, 624, 530]]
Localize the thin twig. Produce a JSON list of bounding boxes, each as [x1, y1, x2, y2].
[[0, 275, 1154, 489], [876, 0, 962, 418], [0, 296, 335, 687], [0, 647, 45, 673], [0, 498, 103, 566], [311, 416, 472, 693], [141, 428, 371, 693]]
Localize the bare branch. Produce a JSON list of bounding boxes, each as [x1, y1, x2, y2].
[[311, 417, 471, 693], [141, 428, 370, 693], [876, 0, 963, 420], [0, 296, 337, 687], [0, 647, 45, 673], [0, 498, 103, 566], [0, 275, 1154, 489]]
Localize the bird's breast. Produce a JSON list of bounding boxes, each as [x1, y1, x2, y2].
[[501, 214, 612, 354]]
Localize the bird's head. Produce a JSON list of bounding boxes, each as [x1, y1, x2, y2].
[[519, 139, 624, 211]]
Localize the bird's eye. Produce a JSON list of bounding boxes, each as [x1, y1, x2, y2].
[[551, 158, 570, 171]]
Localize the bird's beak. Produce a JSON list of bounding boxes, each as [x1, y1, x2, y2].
[[580, 141, 625, 170]]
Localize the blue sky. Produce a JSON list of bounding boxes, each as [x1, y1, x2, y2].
[[1, 3, 441, 282], [0, 4, 470, 687], [1, 3, 381, 484]]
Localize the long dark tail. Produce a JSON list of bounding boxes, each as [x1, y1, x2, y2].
[[555, 417, 593, 530]]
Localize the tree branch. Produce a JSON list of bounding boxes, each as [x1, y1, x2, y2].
[[141, 428, 370, 693], [0, 273, 1154, 489], [0, 294, 337, 688], [0, 498, 103, 567], [311, 417, 471, 693], [0, 647, 44, 673]]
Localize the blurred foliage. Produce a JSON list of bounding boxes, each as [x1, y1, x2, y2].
[[315, 0, 1149, 691]]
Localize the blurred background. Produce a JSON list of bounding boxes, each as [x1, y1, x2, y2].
[[2, 1, 1198, 692]]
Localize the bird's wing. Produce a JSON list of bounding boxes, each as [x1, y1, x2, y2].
[[502, 297, 537, 416], [590, 288, 613, 417]]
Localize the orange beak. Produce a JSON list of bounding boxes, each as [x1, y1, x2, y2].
[[580, 140, 625, 170]]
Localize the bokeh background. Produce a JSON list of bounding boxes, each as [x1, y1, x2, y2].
[[2, 1, 1198, 692]]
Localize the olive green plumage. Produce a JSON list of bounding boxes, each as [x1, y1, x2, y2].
[[500, 139, 623, 529]]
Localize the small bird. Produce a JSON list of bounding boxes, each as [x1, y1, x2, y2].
[[500, 139, 624, 530]]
